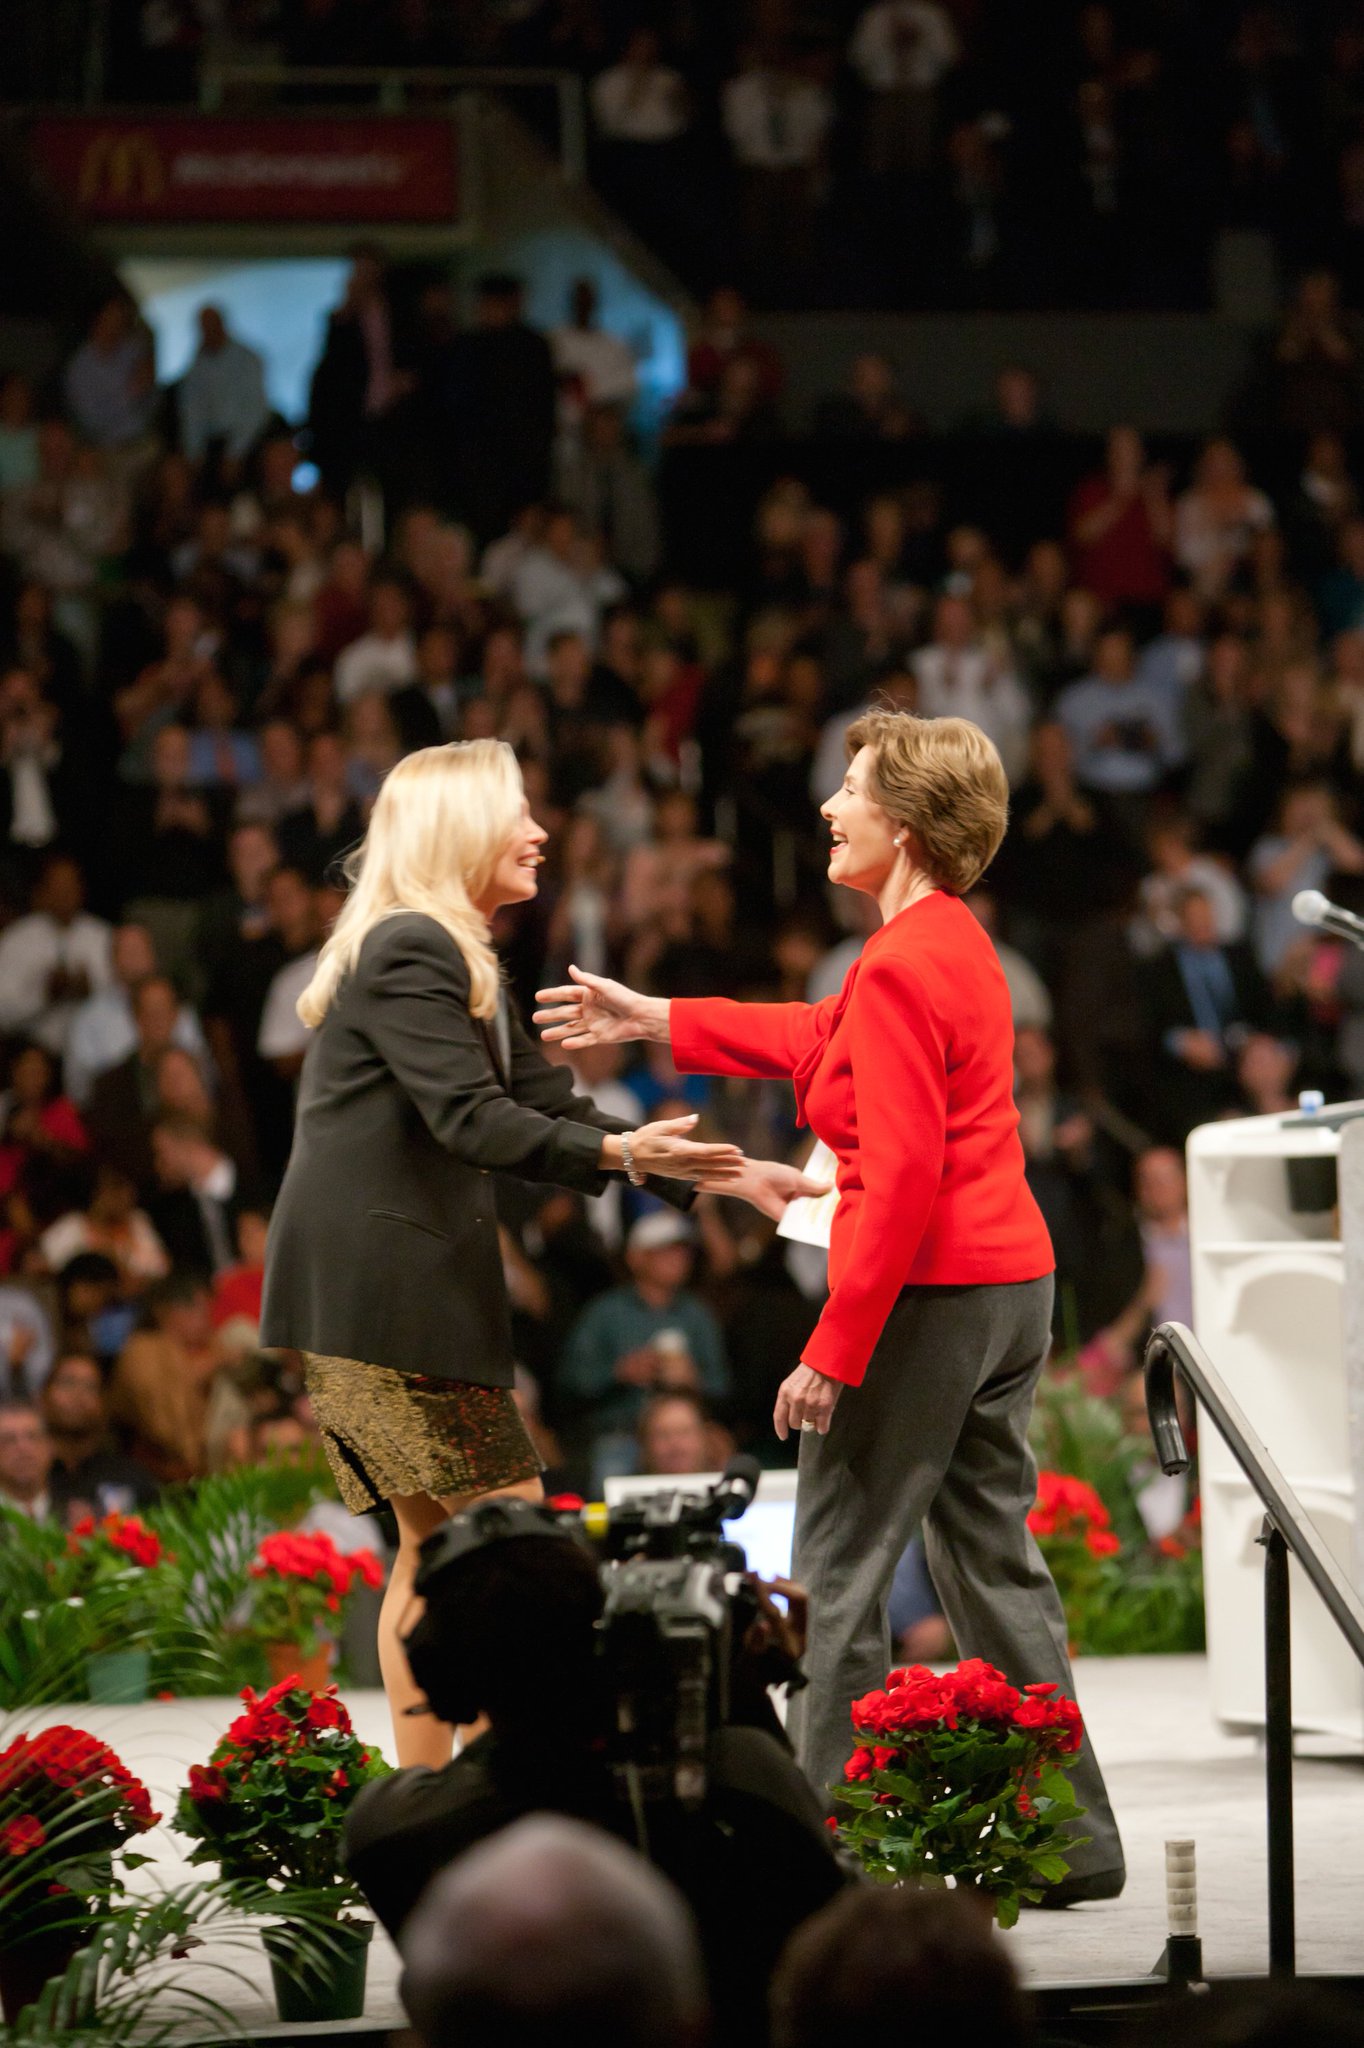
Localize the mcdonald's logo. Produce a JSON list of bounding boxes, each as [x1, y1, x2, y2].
[[76, 130, 166, 207]]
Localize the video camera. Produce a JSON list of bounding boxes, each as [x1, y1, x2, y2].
[[593, 1454, 766, 1810], [409, 1455, 802, 1815]]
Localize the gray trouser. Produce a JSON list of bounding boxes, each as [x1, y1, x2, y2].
[[785, 1275, 1124, 1883]]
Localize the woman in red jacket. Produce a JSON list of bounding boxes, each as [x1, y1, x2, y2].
[[537, 710, 1123, 1901]]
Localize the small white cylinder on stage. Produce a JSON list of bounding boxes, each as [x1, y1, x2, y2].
[[1165, 1837, 1198, 1934]]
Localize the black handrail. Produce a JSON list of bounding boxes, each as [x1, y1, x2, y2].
[[1143, 1319, 1364, 1975]]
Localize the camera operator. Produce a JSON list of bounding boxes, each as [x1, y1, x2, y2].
[[342, 1499, 848, 2048]]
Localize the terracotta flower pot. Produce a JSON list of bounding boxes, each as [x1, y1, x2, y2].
[[264, 1640, 333, 1692]]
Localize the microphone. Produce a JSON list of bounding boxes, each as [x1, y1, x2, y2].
[[714, 1453, 762, 1521], [1292, 890, 1364, 948]]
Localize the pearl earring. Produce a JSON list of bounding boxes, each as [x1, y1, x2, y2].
[[894, 836, 905, 848]]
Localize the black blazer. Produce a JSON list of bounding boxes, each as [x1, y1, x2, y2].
[[260, 912, 683, 1385]]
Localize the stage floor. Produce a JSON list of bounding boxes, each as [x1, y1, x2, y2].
[[10, 1653, 1363, 2030]]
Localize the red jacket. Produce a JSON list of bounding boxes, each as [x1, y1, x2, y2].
[[670, 892, 1053, 1388]]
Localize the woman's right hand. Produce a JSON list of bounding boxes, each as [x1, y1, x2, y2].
[[533, 965, 667, 1049], [625, 1114, 746, 1184]]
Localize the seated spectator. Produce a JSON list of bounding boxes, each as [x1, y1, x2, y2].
[[1085, 1146, 1192, 1385], [400, 1817, 707, 2048], [510, 506, 627, 675], [551, 277, 638, 411], [62, 295, 157, 456], [0, 1400, 55, 1520], [43, 1349, 159, 1524], [1055, 625, 1185, 816], [1145, 887, 1274, 1140], [0, 1279, 56, 1401], [113, 721, 228, 918], [770, 1883, 1030, 2048], [1273, 269, 1363, 436], [211, 1207, 269, 1351], [149, 1113, 259, 1278], [559, 1212, 730, 1482], [963, 889, 1053, 1032], [1067, 425, 1174, 611], [849, 0, 960, 183], [178, 305, 271, 475], [107, 1271, 232, 1483], [814, 354, 918, 441], [39, 1161, 169, 1292], [1174, 438, 1276, 599], [636, 1389, 715, 1476], [590, 31, 690, 150], [65, 920, 208, 1107], [0, 1040, 88, 1220], [0, 421, 127, 656], [0, 852, 112, 1056], [1129, 815, 1248, 956], [186, 672, 260, 790], [911, 594, 1031, 783], [277, 735, 363, 884], [683, 287, 784, 409], [113, 594, 216, 773], [0, 372, 39, 492], [1319, 514, 1364, 637], [1236, 1031, 1301, 1116], [86, 973, 184, 1191], [1248, 781, 1364, 977], [722, 49, 833, 297], [0, 662, 80, 871], [256, 871, 329, 1080], [343, 690, 403, 804], [1134, 586, 1208, 713], [558, 406, 661, 589], [334, 576, 419, 705], [988, 722, 1116, 977]]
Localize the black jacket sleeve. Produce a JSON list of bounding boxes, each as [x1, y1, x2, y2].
[[504, 1000, 694, 1214], [360, 919, 610, 1195]]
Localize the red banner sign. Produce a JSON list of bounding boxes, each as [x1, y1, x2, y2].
[[29, 115, 460, 224]]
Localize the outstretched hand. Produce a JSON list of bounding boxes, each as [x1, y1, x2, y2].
[[697, 1157, 834, 1221], [534, 966, 661, 1050]]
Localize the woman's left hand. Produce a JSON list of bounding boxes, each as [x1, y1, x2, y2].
[[774, 1363, 842, 1441]]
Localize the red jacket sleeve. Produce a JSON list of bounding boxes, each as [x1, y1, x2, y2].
[[670, 995, 836, 1080], [801, 953, 948, 1387]]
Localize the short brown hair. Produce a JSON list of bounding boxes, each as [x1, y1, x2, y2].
[[844, 710, 1008, 894]]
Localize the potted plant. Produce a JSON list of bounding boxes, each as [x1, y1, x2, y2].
[[55, 1513, 173, 1704], [246, 1530, 384, 1689], [0, 1725, 159, 2021], [831, 1658, 1088, 1927], [173, 1676, 389, 2023]]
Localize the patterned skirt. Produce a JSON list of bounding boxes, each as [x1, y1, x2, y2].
[[302, 1353, 542, 1515]]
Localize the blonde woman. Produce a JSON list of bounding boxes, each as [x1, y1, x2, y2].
[[262, 740, 754, 1766]]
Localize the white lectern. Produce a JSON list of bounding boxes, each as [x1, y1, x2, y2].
[[1187, 1104, 1364, 1746]]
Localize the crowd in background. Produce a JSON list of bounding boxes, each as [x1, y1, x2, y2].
[[9, 237, 1364, 1552], [62, 0, 1364, 311]]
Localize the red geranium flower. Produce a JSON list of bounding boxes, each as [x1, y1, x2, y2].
[[187, 1765, 228, 1805], [1, 1815, 46, 1856]]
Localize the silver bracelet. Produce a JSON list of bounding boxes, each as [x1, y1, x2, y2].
[[620, 1131, 647, 1188]]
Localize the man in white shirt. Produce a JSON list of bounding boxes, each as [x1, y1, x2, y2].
[[333, 578, 418, 705], [258, 950, 318, 1072], [178, 305, 271, 470], [0, 853, 113, 1055], [911, 595, 1032, 784], [510, 507, 627, 675], [0, 1285, 56, 1401], [0, 1401, 55, 1521], [722, 54, 834, 293], [552, 279, 638, 411], [591, 29, 689, 142], [849, 0, 959, 178], [65, 922, 208, 1105]]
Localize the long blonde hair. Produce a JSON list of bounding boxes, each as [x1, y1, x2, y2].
[[297, 739, 523, 1027]]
